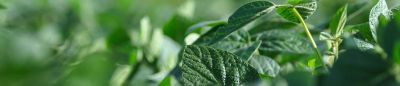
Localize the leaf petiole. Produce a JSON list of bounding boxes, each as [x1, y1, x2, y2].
[[291, 7, 327, 69]]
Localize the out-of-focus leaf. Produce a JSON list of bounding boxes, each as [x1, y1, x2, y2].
[[282, 70, 314, 86], [0, 3, 5, 9], [141, 16, 151, 45], [193, 1, 275, 45], [106, 28, 131, 51], [110, 65, 132, 86], [163, 14, 194, 45], [369, 0, 391, 42], [349, 23, 375, 44], [234, 41, 261, 61], [180, 45, 259, 85], [249, 18, 297, 35], [276, 0, 317, 23], [378, 18, 400, 64], [394, 43, 400, 64], [186, 20, 226, 35], [324, 49, 397, 86], [184, 33, 200, 45], [256, 29, 312, 57], [159, 76, 172, 86], [319, 32, 333, 40], [353, 37, 374, 51], [62, 53, 115, 86], [249, 55, 280, 77], [329, 5, 347, 38], [146, 28, 163, 62]]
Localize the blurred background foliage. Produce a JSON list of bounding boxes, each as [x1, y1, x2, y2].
[[0, 0, 400, 86]]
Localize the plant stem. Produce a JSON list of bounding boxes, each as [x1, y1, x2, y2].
[[291, 8, 326, 69]]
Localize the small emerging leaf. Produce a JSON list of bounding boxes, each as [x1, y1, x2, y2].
[[329, 5, 347, 38]]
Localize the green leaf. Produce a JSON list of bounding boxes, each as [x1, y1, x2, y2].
[[353, 37, 375, 51], [234, 41, 262, 61], [249, 55, 280, 77], [159, 76, 172, 86], [378, 19, 400, 63], [319, 32, 333, 41], [180, 45, 260, 86], [186, 20, 227, 35], [324, 49, 396, 86], [349, 23, 375, 44], [329, 5, 347, 38], [210, 30, 252, 52], [256, 29, 313, 57], [193, 1, 275, 45], [369, 0, 391, 42], [394, 43, 400, 64], [283, 70, 314, 86], [163, 14, 194, 45], [249, 18, 297, 35], [0, 4, 4, 9], [276, 0, 317, 23]]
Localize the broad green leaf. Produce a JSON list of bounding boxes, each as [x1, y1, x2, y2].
[[180, 45, 259, 86], [210, 30, 252, 52], [276, 0, 317, 23], [249, 18, 297, 35], [234, 41, 262, 61], [193, 1, 275, 45], [329, 5, 347, 38], [369, 0, 391, 42], [256, 29, 312, 57], [324, 49, 396, 86], [249, 55, 280, 77]]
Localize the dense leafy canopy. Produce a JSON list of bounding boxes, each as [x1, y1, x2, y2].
[[2, 0, 400, 86]]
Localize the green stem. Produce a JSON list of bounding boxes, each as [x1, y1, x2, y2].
[[291, 8, 326, 69]]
